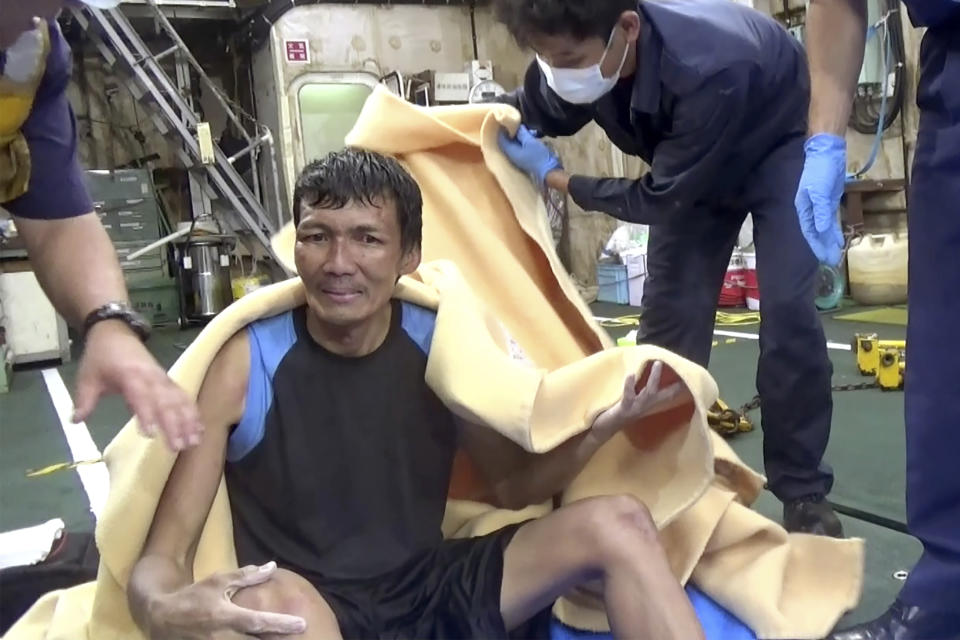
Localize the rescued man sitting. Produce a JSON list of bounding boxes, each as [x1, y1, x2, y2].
[[126, 148, 704, 640]]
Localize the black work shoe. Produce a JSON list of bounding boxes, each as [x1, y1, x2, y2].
[[782, 495, 844, 537], [829, 599, 960, 639]]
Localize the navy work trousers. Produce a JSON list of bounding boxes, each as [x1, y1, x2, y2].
[[898, 24, 960, 614], [637, 132, 835, 503]]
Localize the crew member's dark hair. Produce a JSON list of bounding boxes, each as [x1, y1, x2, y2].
[[492, 0, 638, 48], [293, 148, 423, 253]]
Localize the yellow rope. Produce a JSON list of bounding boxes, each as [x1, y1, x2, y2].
[[596, 314, 642, 328], [598, 310, 761, 328], [715, 310, 761, 327], [26, 459, 103, 478]]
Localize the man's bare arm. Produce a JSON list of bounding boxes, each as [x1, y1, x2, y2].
[[128, 329, 305, 638], [458, 421, 603, 510], [128, 331, 250, 632], [806, 0, 869, 135], [461, 363, 686, 510]]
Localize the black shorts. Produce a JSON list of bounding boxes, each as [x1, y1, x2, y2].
[[305, 524, 530, 640]]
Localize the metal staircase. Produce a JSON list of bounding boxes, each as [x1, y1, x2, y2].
[[69, 0, 287, 269]]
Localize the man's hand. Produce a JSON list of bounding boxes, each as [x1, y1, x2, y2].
[[74, 320, 202, 452], [592, 361, 685, 443], [795, 134, 846, 266], [146, 563, 307, 640], [497, 125, 563, 186]]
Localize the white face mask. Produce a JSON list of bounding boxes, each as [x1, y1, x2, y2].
[[536, 26, 630, 105]]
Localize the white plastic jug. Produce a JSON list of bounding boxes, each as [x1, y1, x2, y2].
[[847, 232, 908, 305]]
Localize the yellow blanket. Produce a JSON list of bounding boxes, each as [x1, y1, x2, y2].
[[6, 87, 863, 640]]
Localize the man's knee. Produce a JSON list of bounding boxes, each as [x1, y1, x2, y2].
[[758, 294, 827, 353], [642, 288, 715, 328], [640, 296, 715, 363], [233, 568, 324, 619], [568, 495, 660, 561], [760, 287, 816, 316]]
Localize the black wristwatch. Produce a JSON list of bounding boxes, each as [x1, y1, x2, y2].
[[82, 302, 152, 342]]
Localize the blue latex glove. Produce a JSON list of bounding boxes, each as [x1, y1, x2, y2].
[[497, 124, 562, 186], [795, 133, 846, 266]]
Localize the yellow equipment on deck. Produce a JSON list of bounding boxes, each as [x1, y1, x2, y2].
[[877, 346, 905, 390], [702, 331, 906, 438], [852, 333, 906, 390], [852, 333, 905, 374], [707, 398, 755, 437]]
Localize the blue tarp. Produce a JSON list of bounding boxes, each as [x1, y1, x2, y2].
[[550, 585, 756, 640]]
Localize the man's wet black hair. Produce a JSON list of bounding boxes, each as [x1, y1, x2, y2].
[[293, 148, 423, 253], [492, 0, 638, 48]]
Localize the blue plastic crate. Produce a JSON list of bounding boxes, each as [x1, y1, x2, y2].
[[596, 264, 629, 304]]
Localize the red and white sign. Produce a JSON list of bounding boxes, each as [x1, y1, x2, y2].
[[284, 39, 310, 64]]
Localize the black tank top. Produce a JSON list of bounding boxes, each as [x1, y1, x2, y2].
[[224, 301, 457, 580]]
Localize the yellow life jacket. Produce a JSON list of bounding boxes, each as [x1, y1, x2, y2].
[[0, 21, 50, 204]]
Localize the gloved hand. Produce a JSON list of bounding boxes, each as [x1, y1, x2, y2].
[[795, 133, 846, 266], [497, 125, 562, 186]]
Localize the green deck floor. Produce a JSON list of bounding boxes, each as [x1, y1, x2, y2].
[[0, 326, 201, 533], [0, 304, 917, 627]]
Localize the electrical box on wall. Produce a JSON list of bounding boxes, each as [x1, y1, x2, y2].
[[859, 0, 888, 86], [466, 60, 494, 86], [433, 62, 504, 104], [433, 72, 472, 103]]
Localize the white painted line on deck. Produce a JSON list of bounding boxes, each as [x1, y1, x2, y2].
[[595, 318, 853, 352], [40, 368, 109, 521], [826, 342, 854, 352], [712, 329, 762, 341], [712, 329, 852, 352]]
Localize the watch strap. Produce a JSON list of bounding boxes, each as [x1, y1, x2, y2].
[[82, 302, 152, 342]]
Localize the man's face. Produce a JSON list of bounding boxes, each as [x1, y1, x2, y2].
[[529, 11, 639, 74], [294, 198, 420, 329], [0, 0, 66, 50]]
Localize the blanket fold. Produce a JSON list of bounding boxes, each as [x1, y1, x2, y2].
[[5, 87, 862, 640]]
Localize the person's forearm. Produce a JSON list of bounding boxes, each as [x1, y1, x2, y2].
[[564, 174, 673, 224], [545, 169, 571, 194], [127, 555, 192, 633], [14, 213, 129, 329], [806, 0, 868, 135], [496, 430, 607, 508]]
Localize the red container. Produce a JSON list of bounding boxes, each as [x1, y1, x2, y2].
[[719, 251, 746, 307], [743, 249, 760, 310]]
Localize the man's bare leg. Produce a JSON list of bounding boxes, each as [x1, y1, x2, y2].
[[232, 568, 344, 640], [501, 495, 705, 640]]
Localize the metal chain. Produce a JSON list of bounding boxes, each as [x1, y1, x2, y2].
[[737, 396, 762, 415], [831, 381, 882, 392], [736, 380, 880, 416]]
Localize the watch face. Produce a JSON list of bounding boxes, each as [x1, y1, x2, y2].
[[124, 307, 151, 333]]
